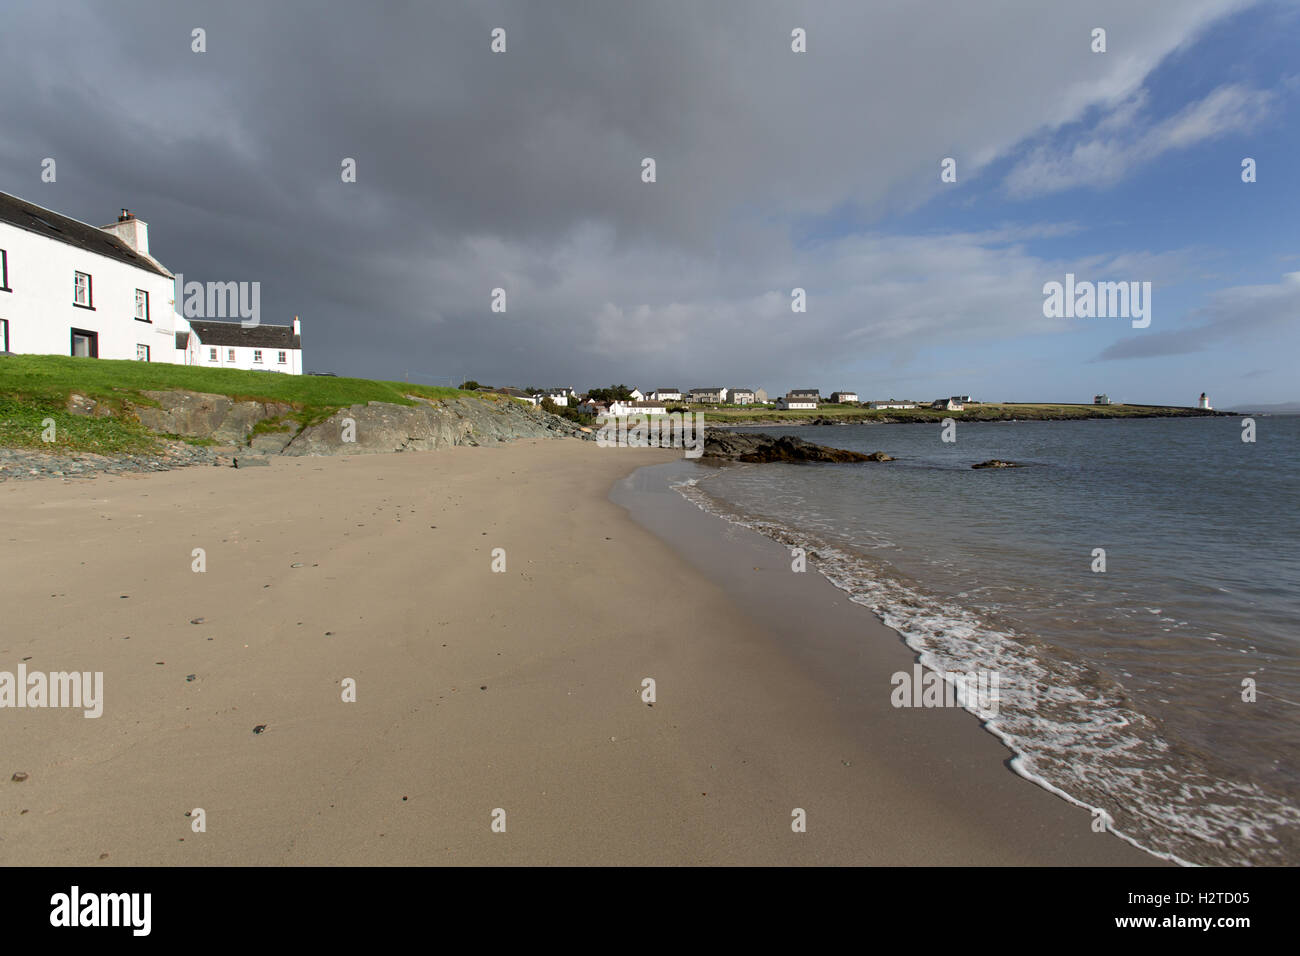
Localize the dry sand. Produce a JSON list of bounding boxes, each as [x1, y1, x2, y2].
[[0, 439, 1156, 865]]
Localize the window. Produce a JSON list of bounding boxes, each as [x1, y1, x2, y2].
[[0, 249, 9, 291], [70, 328, 98, 358], [227, 348, 235, 362], [73, 271, 93, 308], [134, 289, 149, 322], [208, 347, 218, 362], [136, 343, 150, 361], [253, 349, 262, 363], [0, 318, 8, 351], [278, 351, 287, 364]]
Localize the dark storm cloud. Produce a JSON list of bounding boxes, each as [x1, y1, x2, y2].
[[0, 0, 1251, 387]]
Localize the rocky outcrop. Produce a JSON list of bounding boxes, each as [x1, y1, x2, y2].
[[131, 390, 296, 444], [703, 432, 892, 463], [281, 397, 585, 456], [971, 459, 1023, 469], [104, 389, 587, 456]]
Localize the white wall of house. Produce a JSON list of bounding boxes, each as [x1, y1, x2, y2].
[[0, 221, 181, 362], [777, 398, 818, 409]]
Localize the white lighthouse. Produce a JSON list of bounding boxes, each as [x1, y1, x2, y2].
[[1197, 392, 1212, 410]]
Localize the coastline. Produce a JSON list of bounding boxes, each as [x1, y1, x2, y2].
[[1, 439, 1154, 864], [612, 458, 1161, 865]]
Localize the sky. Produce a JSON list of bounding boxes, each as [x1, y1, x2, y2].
[[1, 0, 1296, 406]]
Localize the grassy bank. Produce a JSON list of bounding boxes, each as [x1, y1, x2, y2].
[[0, 354, 476, 454]]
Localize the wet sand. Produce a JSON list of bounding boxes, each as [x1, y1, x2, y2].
[[0, 440, 1155, 864]]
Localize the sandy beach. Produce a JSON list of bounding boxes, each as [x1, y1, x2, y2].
[[0, 439, 1156, 865]]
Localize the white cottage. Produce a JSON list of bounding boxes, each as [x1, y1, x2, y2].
[[179, 317, 304, 374], [0, 193, 183, 362]]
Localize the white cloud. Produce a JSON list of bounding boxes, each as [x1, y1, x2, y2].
[[1005, 83, 1276, 197]]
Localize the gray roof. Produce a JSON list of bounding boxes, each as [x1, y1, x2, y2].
[[690, 387, 725, 392], [727, 387, 754, 393], [187, 320, 301, 349], [0, 191, 172, 279]]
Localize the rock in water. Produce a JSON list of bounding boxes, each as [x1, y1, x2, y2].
[[703, 432, 892, 463], [971, 459, 1022, 469]]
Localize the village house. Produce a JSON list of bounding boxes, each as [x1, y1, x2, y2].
[[648, 388, 681, 402], [178, 316, 303, 374], [575, 398, 608, 416], [727, 387, 756, 405], [828, 391, 859, 404], [754, 388, 769, 403], [1093, 394, 1111, 405], [535, 387, 576, 407], [932, 397, 965, 411], [0, 193, 183, 362], [777, 394, 818, 410], [608, 399, 668, 416], [868, 399, 918, 409], [689, 387, 727, 404], [628, 388, 646, 401], [788, 388, 820, 402]]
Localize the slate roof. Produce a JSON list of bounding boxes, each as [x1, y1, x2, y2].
[[186, 320, 301, 349], [0, 191, 172, 279]]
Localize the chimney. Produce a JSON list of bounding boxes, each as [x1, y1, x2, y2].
[[292, 315, 301, 337], [101, 209, 149, 255]]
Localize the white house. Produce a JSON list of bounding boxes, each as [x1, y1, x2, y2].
[[728, 387, 756, 405], [788, 388, 820, 402], [178, 316, 304, 374], [828, 391, 859, 404], [868, 400, 917, 409], [535, 387, 575, 407], [0, 193, 183, 362], [628, 388, 646, 401], [649, 388, 682, 402], [777, 396, 817, 410], [932, 397, 965, 411], [608, 399, 668, 416]]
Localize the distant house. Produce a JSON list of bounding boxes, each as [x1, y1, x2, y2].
[[828, 391, 859, 404], [576, 399, 608, 416], [608, 399, 668, 416], [728, 387, 756, 405], [777, 395, 818, 410], [953, 395, 973, 404], [932, 397, 965, 411], [182, 317, 303, 374], [789, 388, 820, 402], [535, 387, 575, 407], [689, 387, 727, 404], [755, 388, 769, 403], [1094, 394, 1111, 405], [868, 399, 917, 409], [628, 388, 646, 401], [649, 388, 681, 402]]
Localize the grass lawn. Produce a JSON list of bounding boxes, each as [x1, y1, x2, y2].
[[0, 354, 478, 454]]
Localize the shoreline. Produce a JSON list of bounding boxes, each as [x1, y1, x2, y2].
[[1, 439, 1155, 864], [611, 458, 1160, 865]]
